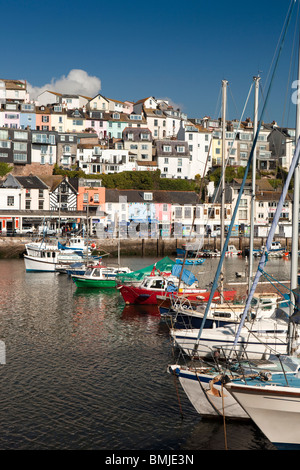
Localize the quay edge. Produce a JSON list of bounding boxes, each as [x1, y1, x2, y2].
[[0, 235, 295, 259]]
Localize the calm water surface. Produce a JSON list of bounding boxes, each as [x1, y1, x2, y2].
[[0, 256, 284, 451]]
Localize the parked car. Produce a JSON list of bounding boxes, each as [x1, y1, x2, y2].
[[38, 227, 57, 236], [210, 229, 221, 237]]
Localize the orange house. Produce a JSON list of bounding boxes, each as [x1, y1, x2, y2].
[[36, 106, 51, 131], [77, 184, 106, 213]]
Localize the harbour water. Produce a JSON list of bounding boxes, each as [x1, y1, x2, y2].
[[0, 255, 287, 451]]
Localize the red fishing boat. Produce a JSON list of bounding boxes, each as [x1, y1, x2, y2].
[[118, 270, 236, 305]]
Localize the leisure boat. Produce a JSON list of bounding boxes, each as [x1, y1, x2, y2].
[[160, 292, 283, 329], [168, 355, 300, 421], [225, 357, 300, 449], [71, 264, 132, 288], [170, 314, 298, 361], [175, 258, 205, 265]]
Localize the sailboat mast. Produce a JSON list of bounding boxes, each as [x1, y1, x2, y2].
[[220, 79, 228, 299], [290, 23, 300, 307], [248, 76, 260, 291]]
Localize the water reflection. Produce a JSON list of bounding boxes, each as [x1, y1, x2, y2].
[[0, 257, 286, 450]]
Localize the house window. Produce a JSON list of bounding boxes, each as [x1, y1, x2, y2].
[[0, 141, 11, 148], [144, 192, 153, 201], [39, 190, 44, 198], [14, 131, 28, 140], [14, 154, 27, 162], [184, 207, 192, 218], [7, 196, 14, 206], [25, 200, 31, 210], [140, 133, 149, 140], [39, 200, 44, 210], [239, 209, 247, 219], [175, 207, 182, 218], [94, 193, 99, 203], [14, 142, 27, 151], [163, 204, 168, 212], [163, 146, 171, 152]]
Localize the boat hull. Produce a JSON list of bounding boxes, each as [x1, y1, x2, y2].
[[226, 382, 300, 449], [72, 277, 116, 288], [170, 366, 248, 419], [120, 286, 236, 305], [171, 325, 290, 360], [24, 254, 57, 272]]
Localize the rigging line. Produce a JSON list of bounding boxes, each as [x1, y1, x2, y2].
[[282, 1, 300, 126], [208, 81, 254, 211], [177, 134, 214, 288], [259, 268, 296, 300], [213, 87, 222, 121], [228, 84, 240, 119], [261, 0, 295, 96], [195, 0, 297, 348]]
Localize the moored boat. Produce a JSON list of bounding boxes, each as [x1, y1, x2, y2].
[[71, 264, 132, 288]]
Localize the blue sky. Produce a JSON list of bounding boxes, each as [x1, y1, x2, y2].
[[2, 0, 300, 127]]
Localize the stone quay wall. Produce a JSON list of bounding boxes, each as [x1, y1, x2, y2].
[[0, 235, 294, 259]]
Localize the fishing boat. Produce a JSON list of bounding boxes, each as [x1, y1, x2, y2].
[[24, 242, 86, 272], [58, 235, 94, 255], [253, 241, 287, 258], [118, 264, 237, 305], [71, 264, 119, 288], [225, 245, 242, 256], [24, 244, 61, 272]]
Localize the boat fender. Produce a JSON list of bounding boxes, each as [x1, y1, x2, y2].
[[259, 371, 272, 381]]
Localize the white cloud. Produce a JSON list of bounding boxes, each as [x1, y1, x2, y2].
[[27, 69, 101, 100]]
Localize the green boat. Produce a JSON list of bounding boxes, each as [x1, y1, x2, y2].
[[71, 264, 118, 288]]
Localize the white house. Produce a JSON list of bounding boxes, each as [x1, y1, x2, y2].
[[177, 121, 213, 177]]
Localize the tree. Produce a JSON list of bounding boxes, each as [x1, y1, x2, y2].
[[0, 162, 13, 177]]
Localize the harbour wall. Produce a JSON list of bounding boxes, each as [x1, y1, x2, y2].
[[0, 235, 294, 259]]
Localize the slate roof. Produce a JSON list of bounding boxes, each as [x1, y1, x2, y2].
[[14, 175, 49, 189], [105, 188, 199, 204]]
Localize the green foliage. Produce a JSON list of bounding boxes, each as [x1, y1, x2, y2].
[[0, 162, 13, 177], [53, 167, 196, 191]]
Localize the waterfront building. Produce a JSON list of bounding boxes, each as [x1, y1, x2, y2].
[[0, 174, 50, 232]]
